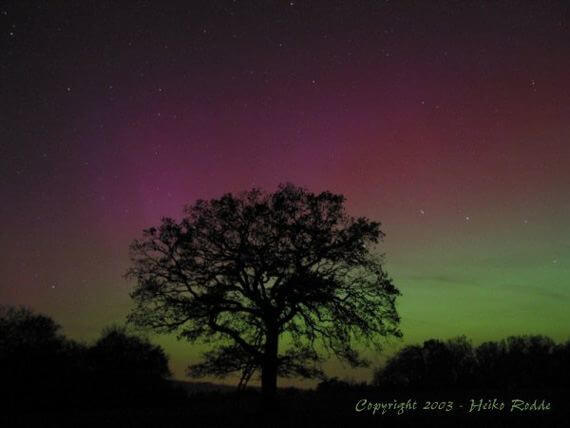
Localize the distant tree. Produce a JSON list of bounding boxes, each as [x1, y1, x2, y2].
[[373, 344, 425, 389], [445, 336, 476, 385], [0, 306, 68, 406], [373, 336, 475, 389], [553, 340, 570, 388], [126, 183, 401, 398], [88, 326, 175, 406], [91, 326, 171, 379], [476, 335, 556, 389], [0, 305, 64, 353], [474, 340, 505, 388]]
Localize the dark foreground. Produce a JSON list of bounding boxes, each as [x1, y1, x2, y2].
[[3, 388, 568, 428]]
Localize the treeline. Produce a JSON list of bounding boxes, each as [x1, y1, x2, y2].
[[3, 304, 569, 411], [317, 335, 570, 393], [0, 306, 185, 409], [374, 335, 570, 390]]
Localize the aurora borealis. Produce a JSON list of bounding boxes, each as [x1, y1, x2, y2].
[[1, 1, 569, 386]]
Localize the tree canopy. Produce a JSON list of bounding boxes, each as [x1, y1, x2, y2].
[[127, 183, 401, 396]]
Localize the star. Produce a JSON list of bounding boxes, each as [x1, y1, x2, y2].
[[529, 79, 536, 90]]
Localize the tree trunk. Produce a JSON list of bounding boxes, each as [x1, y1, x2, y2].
[[261, 329, 279, 400]]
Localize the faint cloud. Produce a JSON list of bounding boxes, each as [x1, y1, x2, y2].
[[497, 283, 568, 300]]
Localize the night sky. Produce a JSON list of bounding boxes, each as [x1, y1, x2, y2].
[[2, 1, 569, 385]]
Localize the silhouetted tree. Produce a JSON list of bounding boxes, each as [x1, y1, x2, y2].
[[126, 183, 401, 398], [476, 335, 556, 389], [553, 340, 570, 388], [445, 336, 476, 385], [0, 305, 64, 352], [373, 336, 475, 390], [373, 344, 425, 389], [89, 326, 174, 405], [0, 306, 68, 407], [91, 326, 171, 379]]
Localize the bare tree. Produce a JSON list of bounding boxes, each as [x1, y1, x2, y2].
[[126, 183, 401, 398]]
